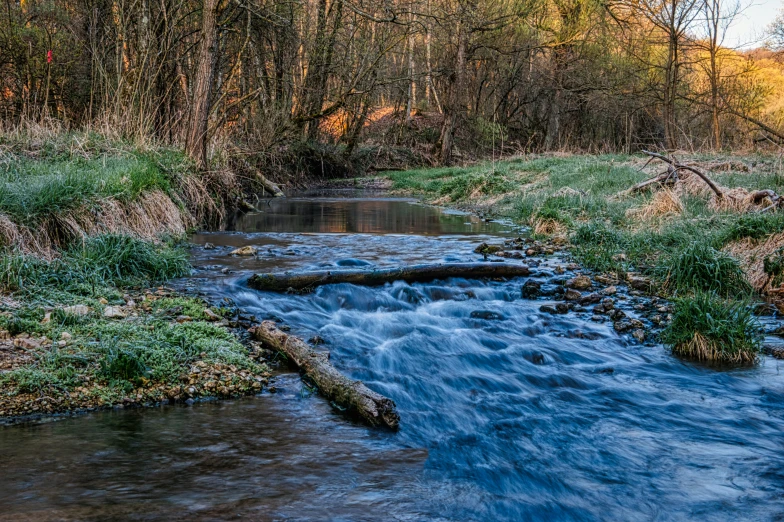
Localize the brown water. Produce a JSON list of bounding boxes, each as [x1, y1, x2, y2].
[[2, 197, 784, 521]]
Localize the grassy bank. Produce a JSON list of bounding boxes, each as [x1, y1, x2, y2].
[[0, 130, 269, 420], [382, 153, 784, 363]]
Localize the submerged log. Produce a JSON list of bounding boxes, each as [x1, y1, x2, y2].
[[249, 321, 400, 429], [248, 262, 531, 292]]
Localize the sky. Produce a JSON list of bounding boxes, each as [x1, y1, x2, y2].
[[725, 0, 783, 48]]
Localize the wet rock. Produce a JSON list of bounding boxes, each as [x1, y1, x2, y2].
[[220, 267, 230, 274], [578, 292, 601, 305], [593, 298, 615, 314], [204, 242, 216, 250], [540, 304, 566, 315], [521, 280, 541, 298], [594, 275, 616, 285], [204, 308, 221, 321], [308, 336, 326, 345], [590, 315, 605, 322], [626, 273, 652, 291], [336, 259, 373, 267], [567, 275, 592, 290], [555, 303, 571, 314], [614, 318, 645, 333], [632, 329, 646, 343], [554, 266, 565, 274], [230, 246, 257, 256], [564, 289, 582, 301], [539, 284, 565, 297], [600, 286, 617, 296], [474, 243, 503, 255], [650, 314, 664, 325], [103, 306, 127, 319], [62, 305, 91, 316], [470, 310, 505, 321], [608, 309, 626, 321]]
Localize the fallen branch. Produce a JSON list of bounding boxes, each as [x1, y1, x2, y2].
[[248, 262, 531, 292], [249, 321, 400, 429], [255, 171, 285, 198], [641, 150, 724, 198]]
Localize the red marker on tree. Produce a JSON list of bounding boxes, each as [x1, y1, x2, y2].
[[47, 50, 52, 63]]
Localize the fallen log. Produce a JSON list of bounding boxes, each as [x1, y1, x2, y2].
[[248, 262, 531, 292], [255, 171, 285, 198], [249, 321, 400, 429]]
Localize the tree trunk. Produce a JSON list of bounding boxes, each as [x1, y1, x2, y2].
[[439, 19, 467, 165], [185, 0, 219, 169], [248, 262, 531, 292], [249, 321, 400, 429]]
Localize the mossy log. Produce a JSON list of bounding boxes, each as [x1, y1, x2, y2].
[[249, 321, 400, 429], [248, 262, 530, 292]]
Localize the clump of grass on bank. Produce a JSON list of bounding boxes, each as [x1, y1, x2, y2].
[[658, 242, 751, 298], [0, 233, 267, 417], [661, 293, 762, 364], [0, 129, 235, 256]]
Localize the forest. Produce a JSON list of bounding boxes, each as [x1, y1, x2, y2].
[[2, 0, 784, 174]]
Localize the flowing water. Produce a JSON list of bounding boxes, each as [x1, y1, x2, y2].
[[2, 196, 784, 521]]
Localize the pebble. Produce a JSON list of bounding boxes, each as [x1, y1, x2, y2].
[[564, 289, 582, 301], [600, 286, 617, 296], [62, 305, 91, 316], [103, 306, 127, 319], [230, 246, 257, 256]]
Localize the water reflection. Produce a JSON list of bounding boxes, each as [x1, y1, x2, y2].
[[231, 198, 514, 236]]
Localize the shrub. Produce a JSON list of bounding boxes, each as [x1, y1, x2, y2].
[[658, 242, 751, 297], [661, 293, 762, 364]]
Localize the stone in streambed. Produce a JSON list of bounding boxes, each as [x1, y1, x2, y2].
[[566, 275, 592, 290], [564, 289, 582, 301], [470, 310, 505, 321], [521, 280, 541, 298], [230, 246, 257, 256]]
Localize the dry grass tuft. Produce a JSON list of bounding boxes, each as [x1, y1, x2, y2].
[[626, 189, 684, 220], [674, 331, 757, 365], [532, 217, 566, 236], [725, 232, 784, 292]]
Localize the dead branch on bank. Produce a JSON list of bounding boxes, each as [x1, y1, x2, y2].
[[249, 321, 400, 429], [248, 262, 531, 293]]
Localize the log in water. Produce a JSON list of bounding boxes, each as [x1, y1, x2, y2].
[[248, 262, 530, 292], [249, 321, 400, 430]]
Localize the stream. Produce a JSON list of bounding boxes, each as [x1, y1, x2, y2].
[[1, 195, 784, 521]]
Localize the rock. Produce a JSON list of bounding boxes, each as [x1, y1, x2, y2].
[[0, 329, 9, 340], [98, 297, 109, 305], [650, 314, 663, 325], [521, 280, 541, 298], [103, 306, 127, 319], [230, 246, 257, 256], [57, 340, 67, 347], [566, 275, 592, 290], [474, 243, 503, 255], [41, 312, 51, 324], [594, 275, 616, 285], [590, 315, 605, 322], [13, 337, 41, 350], [470, 310, 505, 320], [608, 309, 626, 321], [632, 329, 646, 342], [600, 286, 617, 296], [554, 266, 565, 274], [626, 273, 652, 291], [578, 292, 601, 305], [204, 308, 221, 321], [555, 303, 571, 314], [220, 267, 230, 274], [308, 336, 326, 345], [204, 242, 216, 250], [564, 289, 582, 301], [61, 332, 72, 341], [176, 315, 193, 323], [62, 305, 91, 316], [600, 297, 615, 311], [540, 304, 561, 315]]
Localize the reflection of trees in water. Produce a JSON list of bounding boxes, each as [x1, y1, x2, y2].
[[236, 201, 504, 235]]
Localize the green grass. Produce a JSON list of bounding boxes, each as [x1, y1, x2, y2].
[[661, 293, 762, 364], [657, 242, 751, 297], [0, 131, 195, 226]]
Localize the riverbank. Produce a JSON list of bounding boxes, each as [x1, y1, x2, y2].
[[376, 153, 784, 361], [0, 130, 270, 422]]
